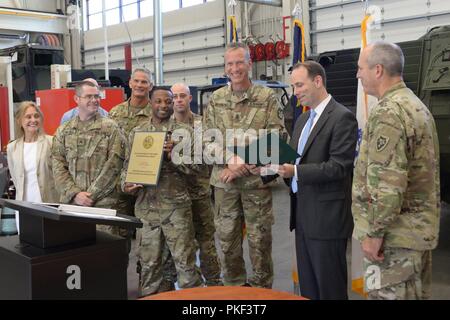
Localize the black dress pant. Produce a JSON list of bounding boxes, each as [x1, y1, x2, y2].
[[295, 224, 348, 300]]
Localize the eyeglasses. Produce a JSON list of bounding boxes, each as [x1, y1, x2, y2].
[[78, 94, 101, 100]]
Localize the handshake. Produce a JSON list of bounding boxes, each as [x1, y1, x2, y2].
[[219, 155, 282, 184]]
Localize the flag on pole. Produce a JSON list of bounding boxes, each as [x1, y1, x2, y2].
[[356, 13, 376, 129], [291, 18, 308, 121], [351, 12, 378, 298], [290, 14, 308, 296], [292, 19, 306, 65], [229, 15, 239, 43]]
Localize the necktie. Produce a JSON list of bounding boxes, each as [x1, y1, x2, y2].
[[292, 109, 316, 193]]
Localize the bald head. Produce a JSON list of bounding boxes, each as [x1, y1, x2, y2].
[[83, 78, 99, 87], [171, 83, 191, 95], [171, 83, 192, 116]]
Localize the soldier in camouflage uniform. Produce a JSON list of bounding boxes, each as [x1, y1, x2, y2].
[[109, 68, 153, 139], [167, 82, 222, 286], [353, 42, 440, 300], [108, 68, 154, 239], [121, 87, 202, 296], [52, 81, 125, 214], [203, 43, 287, 288]]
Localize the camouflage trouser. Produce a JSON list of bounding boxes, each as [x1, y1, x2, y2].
[[192, 196, 222, 285], [159, 246, 177, 292], [214, 187, 274, 288], [160, 196, 222, 287], [136, 206, 203, 297], [364, 247, 432, 300], [96, 197, 134, 255]]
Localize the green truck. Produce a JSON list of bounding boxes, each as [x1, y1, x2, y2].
[[315, 25, 450, 202]]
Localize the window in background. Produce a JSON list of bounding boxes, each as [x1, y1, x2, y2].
[[105, 8, 120, 26], [182, 0, 204, 8], [86, 0, 212, 30], [86, 0, 121, 30], [88, 0, 102, 14], [122, 2, 139, 21], [105, 0, 120, 10], [162, 0, 181, 13], [122, 0, 138, 5], [82, 0, 88, 31], [83, 16, 88, 32], [88, 12, 103, 30], [140, 0, 153, 17], [86, 0, 102, 30]]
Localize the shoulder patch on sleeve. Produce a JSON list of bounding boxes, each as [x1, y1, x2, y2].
[[376, 135, 389, 152], [276, 105, 283, 120], [369, 125, 402, 165]]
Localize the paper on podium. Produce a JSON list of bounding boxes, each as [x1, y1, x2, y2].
[[58, 204, 117, 216], [229, 132, 299, 166], [1, 199, 143, 233], [59, 211, 129, 221]]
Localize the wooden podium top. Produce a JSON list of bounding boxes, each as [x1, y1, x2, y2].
[[141, 286, 306, 300]]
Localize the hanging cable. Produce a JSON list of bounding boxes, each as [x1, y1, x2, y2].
[[120, 6, 142, 67]]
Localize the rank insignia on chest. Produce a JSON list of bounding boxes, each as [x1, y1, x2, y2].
[[77, 138, 85, 146], [376, 135, 389, 152]]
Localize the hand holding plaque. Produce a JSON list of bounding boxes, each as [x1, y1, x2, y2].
[[163, 131, 174, 161], [125, 131, 167, 186]]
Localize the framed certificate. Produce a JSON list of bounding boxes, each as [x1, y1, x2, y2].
[[125, 131, 167, 186]]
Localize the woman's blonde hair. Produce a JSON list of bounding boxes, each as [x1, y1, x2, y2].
[[14, 101, 45, 140]]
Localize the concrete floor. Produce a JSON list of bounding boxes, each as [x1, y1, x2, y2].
[[127, 179, 450, 300]]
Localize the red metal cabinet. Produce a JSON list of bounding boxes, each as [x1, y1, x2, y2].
[[35, 88, 125, 135]]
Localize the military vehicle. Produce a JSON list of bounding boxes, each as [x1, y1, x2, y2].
[[314, 25, 450, 202]]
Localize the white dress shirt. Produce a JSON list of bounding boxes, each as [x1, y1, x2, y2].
[[294, 94, 332, 179]]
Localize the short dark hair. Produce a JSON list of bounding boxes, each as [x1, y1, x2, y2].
[[291, 60, 327, 88], [75, 81, 98, 96], [149, 86, 172, 99]]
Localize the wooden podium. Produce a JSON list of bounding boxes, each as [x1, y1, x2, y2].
[[0, 199, 142, 300]]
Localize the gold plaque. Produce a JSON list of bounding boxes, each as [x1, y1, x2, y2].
[[125, 131, 167, 186]]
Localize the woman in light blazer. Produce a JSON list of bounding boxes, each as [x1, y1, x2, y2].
[[7, 101, 58, 203]]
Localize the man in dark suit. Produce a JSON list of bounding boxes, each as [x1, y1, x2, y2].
[[278, 61, 358, 300]]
